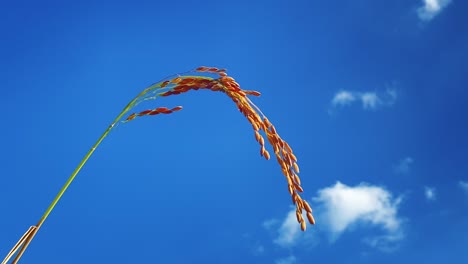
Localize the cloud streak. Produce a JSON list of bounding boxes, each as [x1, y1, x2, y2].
[[332, 91, 356, 106], [330, 89, 396, 111], [417, 0, 452, 21]]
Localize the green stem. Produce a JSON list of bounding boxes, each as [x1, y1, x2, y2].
[[4, 75, 217, 263], [5, 85, 152, 264]]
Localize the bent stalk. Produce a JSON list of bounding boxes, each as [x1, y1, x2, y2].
[[2, 83, 159, 264], [2, 67, 313, 263]]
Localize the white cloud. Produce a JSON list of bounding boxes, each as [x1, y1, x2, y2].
[[269, 182, 404, 252], [275, 255, 297, 264], [395, 157, 414, 174], [330, 89, 397, 111], [332, 91, 356, 106], [361, 92, 380, 109], [424, 186, 436, 201], [273, 210, 302, 247], [315, 182, 402, 240], [417, 0, 452, 21], [459, 181, 468, 194], [265, 212, 318, 249]]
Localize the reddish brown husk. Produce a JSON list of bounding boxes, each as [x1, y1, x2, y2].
[[125, 67, 314, 231]]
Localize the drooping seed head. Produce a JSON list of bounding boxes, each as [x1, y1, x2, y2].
[[121, 66, 314, 232]]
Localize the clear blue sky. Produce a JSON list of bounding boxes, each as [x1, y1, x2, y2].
[[1, 0, 467, 263]]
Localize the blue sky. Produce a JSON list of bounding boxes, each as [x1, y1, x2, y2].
[[1, 0, 467, 263]]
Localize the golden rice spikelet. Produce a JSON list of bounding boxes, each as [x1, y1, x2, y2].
[[244, 90, 261, 96], [263, 117, 272, 128], [254, 131, 261, 142], [286, 174, 293, 186], [284, 153, 292, 167], [293, 162, 300, 173], [276, 155, 284, 167], [125, 113, 137, 121], [269, 125, 277, 134], [284, 142, 293, 153], [293, 173, 301, 186], [170, 77, 182, 84], [307, 212, 316, 225], [195, 66, 209, 72], [260, 146, 266, 157], [122, 66, 314, 232], [291, 192, 298, 204], [247, 115, 255, 125], [266, 133, 276, 146], [258, 136, 265, 146], [290, 153, 297, 162], [294, 183, 304, 193], [273, 144, 280, 154], [251, 122, 260, 131], [214, 73, 314, 231], [295, 196, 304, 209], [296, 210, 303, 223], [303, 200, 313, 213]]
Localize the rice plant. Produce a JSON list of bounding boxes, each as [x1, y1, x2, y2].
[[2, 67, 315, 264]]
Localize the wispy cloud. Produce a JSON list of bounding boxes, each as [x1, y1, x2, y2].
[[395, 157, 414, 174], [264, 210, 317, 248], [362, 232, 405, 253], [275, 255, 297, 264], [417, 0, 452, 21], [330, 89, 397, 111], [272, 210, 302, 247], [361, 92, 381, 109], [424, 186, 436, 201], [263, 219, 279, 230], [332, 91, 356, 106], [459, 181, 468, 194]]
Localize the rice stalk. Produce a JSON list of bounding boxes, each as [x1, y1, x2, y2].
[[2, 67, 314, 264]]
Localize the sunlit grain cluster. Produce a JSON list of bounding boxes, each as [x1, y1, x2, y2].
[[2, 66, 316, 264], [124, 66, 315, 230]]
